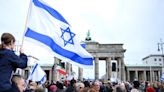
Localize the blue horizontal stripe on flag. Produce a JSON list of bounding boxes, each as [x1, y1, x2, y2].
[[25, 28, 93, 65], [33, 0, 69, 25]]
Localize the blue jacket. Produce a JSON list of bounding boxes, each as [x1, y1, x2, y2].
[[0, 49, 28, 91]]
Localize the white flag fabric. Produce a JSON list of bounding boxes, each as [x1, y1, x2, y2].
[[28, 63, 46, 84], [23, 0, 93, 68]]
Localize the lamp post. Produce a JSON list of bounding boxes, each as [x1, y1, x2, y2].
[[157, 39, 164, 81]]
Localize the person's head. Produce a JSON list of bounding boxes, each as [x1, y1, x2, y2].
[[12, 74, 25, 92], [76, 82, 85, 92], [92, 81, 100, 92], [133, 80, 140, 89], [70, 78, 76, 87], [83, 80, 90, 87], [29, 81, 38, 91], [56, 81, 64, 89], [0, 33, 15, 50]]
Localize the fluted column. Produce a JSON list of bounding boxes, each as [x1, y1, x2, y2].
[[66, 62, 72, 75], [121, 58, 125, 81], [135, 70, 138, 80], [106, 61, 108, 80], [106, 57, 111, 80], [78, 67, 83, 81], [117, 58, 122, 81], [144, 70, 147, 81], [127, 70, 130, 81], [54, 58, 60, 81], [117, 58, 120, 80], [95, 57, 99, 79], [158, 71, 160, 81]]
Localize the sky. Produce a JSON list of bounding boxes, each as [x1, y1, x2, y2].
[[0, 0, 164, 79]]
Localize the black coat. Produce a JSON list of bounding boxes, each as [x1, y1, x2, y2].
[[0, 49, 27, 92]]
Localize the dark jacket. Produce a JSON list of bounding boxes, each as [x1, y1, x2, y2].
[[0, 49, 28, 92], [11, 83, 20, 92]]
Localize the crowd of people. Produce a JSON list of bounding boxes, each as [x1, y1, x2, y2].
[[24, 78, 164, 92]]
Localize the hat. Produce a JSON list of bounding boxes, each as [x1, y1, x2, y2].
[[50, 85, 57, 91]]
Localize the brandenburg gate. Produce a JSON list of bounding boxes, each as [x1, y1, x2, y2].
[[85, 41, 126, 81]]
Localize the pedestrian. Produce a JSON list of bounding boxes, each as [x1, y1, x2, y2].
[[0, 33, 28, 92], [11, 74, 26, 92], [131, 80, 141, 92]]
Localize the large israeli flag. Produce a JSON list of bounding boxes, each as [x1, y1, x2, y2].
[[23, 0, 93, 68]]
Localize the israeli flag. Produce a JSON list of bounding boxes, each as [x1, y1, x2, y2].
[[23, 0, 93, 68], [28, 63, 46, 84]]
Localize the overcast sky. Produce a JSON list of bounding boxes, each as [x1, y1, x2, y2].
[[0, 0, 164, 79]]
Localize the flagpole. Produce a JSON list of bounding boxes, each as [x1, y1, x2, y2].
[[21, 0, 33, 46]]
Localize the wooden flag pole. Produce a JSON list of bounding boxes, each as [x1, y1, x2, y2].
[[21, 0, 33, 46]]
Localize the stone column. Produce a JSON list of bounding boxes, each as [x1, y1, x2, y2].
[[117, 58, 122, 81], [144, 70, 147, 81], [106, 61, 108, 80], [121, 58, 125, 81], [154, 71, 157, 81], [78, 67, 83, 81], [106, 57, 111, 80], [135, 70, 138, 80], [127, 70, 130, 81], [117, 59, 119, 80], [54, 58, 60, 81], [95, 57, 99, 80], [158, 71, 161, 81], [66, 62, 72, 75]]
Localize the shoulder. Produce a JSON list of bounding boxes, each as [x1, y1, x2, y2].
[[1, 49, 15, 56], [0, 49, 16, 60]]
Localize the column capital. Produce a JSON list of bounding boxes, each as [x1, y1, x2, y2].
[[106, 57, 111, 61]]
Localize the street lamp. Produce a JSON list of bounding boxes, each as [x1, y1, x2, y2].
[[157, 39, 164, 81]]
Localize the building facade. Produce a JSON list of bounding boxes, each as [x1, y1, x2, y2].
[[126, 64, 162, 82], [143, 54, 164, 66]]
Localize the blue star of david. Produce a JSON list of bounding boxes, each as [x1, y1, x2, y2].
[[60, 27, 76, 46]]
